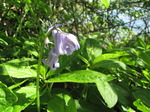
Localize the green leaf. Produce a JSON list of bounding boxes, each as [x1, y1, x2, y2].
[[93, 59, 127, 70], [133, 99, 150, 112], [96, 82, 118, 108], [136, 37, 146, 49], [132, 89, 150, 108], [11, 86, 36, 112], [142, 70, 150, 81], [93, 51, 129, 65], [0, 38, 8, 47], [9, 79, 27, 90], [112, 83, 131, 106], [3, 86, 36, 112], [82, 38, 102, 64], [101, 0, 110, 8], [0, 82, 17, 112], [46, 70, 114, 83], [47, 93, 77, 112], [138, 51, 150, 64], [137, 51, 150, 71], [0, 58, 36, 78]]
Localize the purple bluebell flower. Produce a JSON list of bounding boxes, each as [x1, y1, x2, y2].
[[52, 29, 80, 55], [42, 47, 60, 70], [43, 25, 80, 70]]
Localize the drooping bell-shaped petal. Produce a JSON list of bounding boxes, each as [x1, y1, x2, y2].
[[52, 29, 80, 55], [42, 47, 60, 70], [65, 33, 80, 53]]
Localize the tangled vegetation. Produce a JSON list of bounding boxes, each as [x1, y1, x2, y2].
[[0, 0, 150, 112]]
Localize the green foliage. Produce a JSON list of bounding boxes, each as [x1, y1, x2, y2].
[[46, 70, 114, 83], [96, 82, 118, 108], [133, 99, 150, 112], [0, 58, 36, 78], [101, 0, 110, 8], [0, 0, 150, 111], [8, 86, 36, 112], [0, 82, 17, 111], [47, 93, 77, 112], [0, 83, 36, 112], [133, 89, 150, 108]]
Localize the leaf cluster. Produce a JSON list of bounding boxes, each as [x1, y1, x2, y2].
[[0, 0, 150, 112]]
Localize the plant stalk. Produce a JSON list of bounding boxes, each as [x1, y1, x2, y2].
[[36, 47, 42, 112]]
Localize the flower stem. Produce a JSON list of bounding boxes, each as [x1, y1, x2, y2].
[[36, 38, 44, 112], [36, 69, 40, 112], [37, 47, 42, 112], [36, 27, 52, 112]]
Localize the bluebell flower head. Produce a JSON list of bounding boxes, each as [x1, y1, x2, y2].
[[43, 25, 80, 70], [42, 47, 60, 70], [52, 29, 80, 55]]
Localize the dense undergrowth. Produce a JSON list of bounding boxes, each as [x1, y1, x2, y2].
[[0, 0, 150, 112]]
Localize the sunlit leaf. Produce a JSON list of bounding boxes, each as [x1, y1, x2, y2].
[[0, 58, 36, 78], [0, 38, 8, 47], [82, 38, 102, 65], [93, 59, 127, 70], [12, 86, 36, 112], [93, 51, 129, 65], [3, 86, 36, 112], [96, 82, 118, 108], [133, 99, 150, 112], [0, 82, 17, 112], [101, 0, 110, 8], [133, 89, 150, 108], [46, 70, 114, 83]]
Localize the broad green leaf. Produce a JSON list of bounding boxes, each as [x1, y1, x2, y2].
[[0, 58, 36, 78], [137, 51, 150, 71], [3, 86, 36, 112], [11, 86, 36, 112], [101, 0, 110, 8], [93, 59, 126, 70], [0, 82, 17, 112], [93, 51, 129, 65], [82, 86, 115, 112], [82, 38, 102, 64], [96, 82, 118, 108], [132, 89, 150, 108], [133, 99, 150, 112], [112, 83, 130, 106], [120, 56, 135, 66], [46, 70, 114, 83], [47, 93, 77, 112], [138, 51, 150, 64]]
